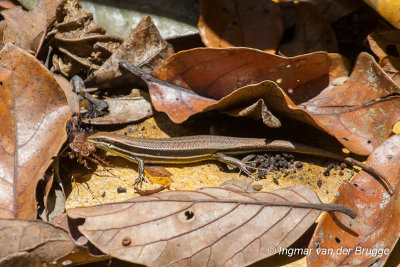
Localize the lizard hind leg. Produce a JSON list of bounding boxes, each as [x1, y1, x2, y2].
[[212, 152, 254, 177]]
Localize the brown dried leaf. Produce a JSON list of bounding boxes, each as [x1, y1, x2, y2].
[[144, 166, 173, 187], [44, 0, 58, 24], [198, 0, 283, 53], [379, 56, 400, 85], [38, 169, 65, 223], [307, 134, 400, 266], [42, 181, 65, 223], [203, 80, 316, 128], [302, 52, 400, 155], [0, 1, 17, 9], [85, 16, 174, 89], [52, 0, 123, 77], [0, 252, 43, 267], [0, 43, 72, 219], [149, 48, 331, 121], [1, 0, 48, 52], [51, 213, 110, 265], [0, 218, 74, 264], [223, 98, 282, 127], [67, 184, 354, 266], [82, 94, 153, 125], [145, 48, 399, 155], [53, 74, 79, 114], [279, 3, 338, 56], [367, 30, 400, 86], [366, 30, 400, 60]]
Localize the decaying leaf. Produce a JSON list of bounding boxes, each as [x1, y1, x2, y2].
[[279, 3, 338, 56], [120, 61, 218, 125], [85, 16, 174, 89], [302, 52, 400, 155], [148, 48, 331, 121], [366, 30, 400, 60], [52, 0, 123, 77], [1, 0, 50, 53], [198, 0, 283, 53], [38, 169, 59, 222], [143, 48, 399, 155], [53, 74, 79, 114], [0, 252, 43, 267], [367, 30, 400, 86], [82, 92, 153, 125], [144, 166, 173, 187], [0, 1, 17, 9], [223, 98, 282, 128], [307, 134, 400, 266], [41, 173, 66, 223], [0, 43, 72, 219], [51, 213, 110, 265], [0, 218, 74, 264], [67, 182, 355, 266]]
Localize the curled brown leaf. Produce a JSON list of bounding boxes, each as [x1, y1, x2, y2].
[[85, 16, 174, 89], [302, 53, 400, 155], [307, 134, 400, 266], [52, 0, 123, 77], [145, 48, 399, 155]]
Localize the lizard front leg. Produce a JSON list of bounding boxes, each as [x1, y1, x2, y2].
[[128, 155, 149, 187]]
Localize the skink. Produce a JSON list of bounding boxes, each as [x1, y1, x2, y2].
[[86, 132, 393, 194]]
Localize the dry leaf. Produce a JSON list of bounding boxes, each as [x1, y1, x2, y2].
[[379, 56, 400, 85], [367, 30, 400, 86], [366, 30, 400, 60], [53, 74, 79, 114], [0, 218, 74, 264], [44, 0, 58, 24], [41, 177, 65, 223], [0, 43, 72, 219], [120, 61, 218, 125], [198, 0, 283, 53], [302, 52, 400, 155], [223, 98, 282, 127], [82, 94, 153, 125], [279, 3, 338, 56], [307, 134, 400, 266], [144, 48, 399, 155], [144, 166, 173, 187], [85, 16, 174, 89], [0, 252, 43, 267], [52, 0, 123, 77], [67, 183, 355, 266], [148, 48, 331, 121], [1, 0, 48, 53], [0, 1, 17, 9]]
